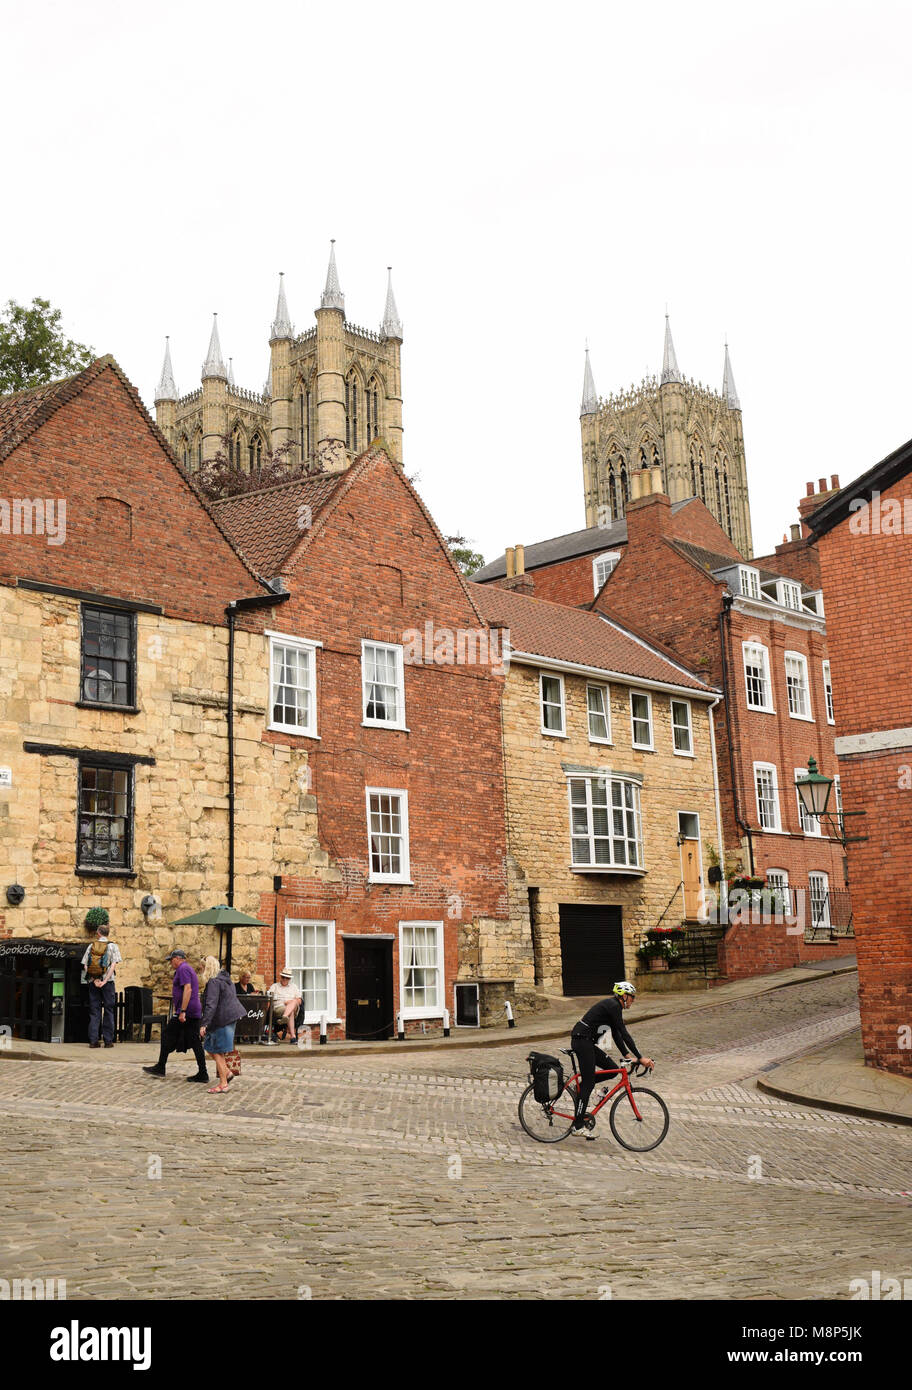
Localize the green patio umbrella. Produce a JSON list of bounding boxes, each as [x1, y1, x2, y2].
[[169, 905, 265, 972]]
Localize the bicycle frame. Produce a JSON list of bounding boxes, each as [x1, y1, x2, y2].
[[549, 1063, 645, 1121]]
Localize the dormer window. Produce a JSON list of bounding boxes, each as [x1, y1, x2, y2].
[[776, 579, 802, 611], [593, 552, 621, 594], [802, 589, 825, 617], [738, 566, 760, 600]]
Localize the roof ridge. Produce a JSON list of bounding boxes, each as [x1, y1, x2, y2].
[[210, 469, 343, 508]]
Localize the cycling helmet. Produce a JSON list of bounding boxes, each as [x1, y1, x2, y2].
[[613, 981, 637, 997]]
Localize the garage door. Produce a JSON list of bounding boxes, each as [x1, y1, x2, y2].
[[559, 904, 624, 996]]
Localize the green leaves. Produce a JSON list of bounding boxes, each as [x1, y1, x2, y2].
[[0, 297, 94, 395]]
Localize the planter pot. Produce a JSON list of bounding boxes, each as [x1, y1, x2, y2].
[[647, 956, 669, 973]]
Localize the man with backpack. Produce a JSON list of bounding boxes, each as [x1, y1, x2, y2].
[[80, 924, 122, 1048], [569, 981, 654, 1134]]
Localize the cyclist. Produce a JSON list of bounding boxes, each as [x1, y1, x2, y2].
[[569, 982, 654, 1133]]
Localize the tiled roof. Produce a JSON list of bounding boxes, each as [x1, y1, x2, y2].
[[670, 539, 742, 577], [211, 472, 349, 577], [0, 362, 111, 464], [473, 500, 693, 582], [471, 583, 716, 694]]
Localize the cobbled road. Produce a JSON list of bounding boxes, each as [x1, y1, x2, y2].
[[1, 972, 910, 1300]]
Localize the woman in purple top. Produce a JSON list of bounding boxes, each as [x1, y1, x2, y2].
[[142, 948, 209, 1083]]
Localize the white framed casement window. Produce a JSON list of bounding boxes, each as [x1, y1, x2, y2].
[[284, 919, 338, 1022], [362, 640, 406, 729], [268, 632, 319, 736], [776, 579, 802, 611], [743, 641, 774, 712], [794, 767, 822, 836], [754, 762, 781, 831], [833, 774, 844, 837], [738, 566, 761, 599], [808, 871, 831, 929], [784, 651, 813, 721], [586, 683, 612, 744], [630, 690, 654, 750], [766, 868, 788, 892], [366, 787, 411, 882], [592, 551, 621, 595], [671, 698, 694, 756], [540, 672, 566, 736], [398, 921, 444, 1019], [822, 660, 835, 725], [567, 774, 644, 870]]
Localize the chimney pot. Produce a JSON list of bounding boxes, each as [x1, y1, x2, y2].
[[505, 547, 515, 580], [790, 523, 801, 542], [515, 544, 525, 577], [651, 465, 663, 496], [818, 477, 827, 492], [805, 482, 814, 497], [831, 474, 839, 490]]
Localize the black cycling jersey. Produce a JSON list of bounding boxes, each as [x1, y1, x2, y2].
[[574, 995, 641, 1060]]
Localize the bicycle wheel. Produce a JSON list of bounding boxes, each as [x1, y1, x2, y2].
[[608, 1086, 669, 1151], [518, 1081, 578, 1143]]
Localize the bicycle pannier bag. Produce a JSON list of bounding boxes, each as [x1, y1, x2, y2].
[[528, 1052, 564, 1103]]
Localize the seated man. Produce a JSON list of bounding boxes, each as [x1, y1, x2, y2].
[[267, 967, 303, 1042]]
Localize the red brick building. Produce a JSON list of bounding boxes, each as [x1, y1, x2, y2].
[[478, 468, 851, 979], [213, 449, 517, 1037], [807, 445, 912, 1077]]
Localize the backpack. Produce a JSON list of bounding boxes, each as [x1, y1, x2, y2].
[[527, 1051, 564, 1103], [86, 941, 109, 979]]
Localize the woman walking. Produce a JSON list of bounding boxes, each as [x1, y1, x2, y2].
[[198, 956, 247, 1094]]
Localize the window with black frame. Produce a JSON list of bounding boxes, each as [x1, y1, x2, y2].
[[78, 764, 132, 869], [81, 607, 136, 708]]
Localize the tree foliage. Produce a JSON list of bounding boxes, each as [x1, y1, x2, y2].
[[192, 433, 318, 501], [0, 298, 94, 395], [445, 533, 486, 576]]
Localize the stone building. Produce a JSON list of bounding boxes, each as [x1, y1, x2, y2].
[[808, 445, 912, 1078], [580, 319, 752, 555], [154, 243, 404, 475], [471, 579, 723, 994], [0, 358, 323, 1034]]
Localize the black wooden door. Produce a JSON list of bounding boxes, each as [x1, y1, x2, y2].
[[344, 939, 393, 1040], [559, 904, 624, 996]]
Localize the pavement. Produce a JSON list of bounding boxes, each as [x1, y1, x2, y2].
[[2, 966, 911, 1300], [15, 954, 912, 1132]]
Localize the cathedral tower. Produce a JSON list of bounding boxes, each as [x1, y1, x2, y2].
[[155, 244, 404, 476], [580, 318, 753, 555]]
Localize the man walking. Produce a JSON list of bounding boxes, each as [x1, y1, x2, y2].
[[142, 948, 209, 1083], [80, 924, 122, 1049]]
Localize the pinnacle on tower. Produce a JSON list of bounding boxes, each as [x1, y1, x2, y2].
[[381, 267, 403, 340], [271, 272, 294, 340], [228, 357, 236, 388], [263, 357, 273, 399], [580, 346, 598, 416], [320, 240, 345, 312], [202, 314, 227, 381], [722, 341, 741, 410], [155, 337, 177, 402], [661, 314, 682, 385]]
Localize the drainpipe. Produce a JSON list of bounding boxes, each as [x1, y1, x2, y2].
[[224, 590, 289, 941], [706, 694, 725, 879], [719, 596, 755, 876]]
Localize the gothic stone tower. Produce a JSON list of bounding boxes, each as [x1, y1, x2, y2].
[[580, 318, 752, 556], [154, 243, 404, 476]]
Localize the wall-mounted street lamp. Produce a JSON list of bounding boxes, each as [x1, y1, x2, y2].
[[794, 757, 866, 848]]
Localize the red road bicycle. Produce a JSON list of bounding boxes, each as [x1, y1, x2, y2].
[[518, 1050, 670, 1148]]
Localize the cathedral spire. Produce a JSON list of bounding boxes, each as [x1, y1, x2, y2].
[[580, 346, 598, 416], [155, 337, 177, 402], [202, 314, 227, 381], [381, 267, 403, 340], [661, 314, 682, 385], [320, 239, 345, 312], [271, 272, 294, 340], [722, 340, 741, 410]]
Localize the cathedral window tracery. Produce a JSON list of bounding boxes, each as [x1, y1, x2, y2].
[[230, 426, 244, 469], [345, 370, 360, 452], [248, 432, 264, 473]]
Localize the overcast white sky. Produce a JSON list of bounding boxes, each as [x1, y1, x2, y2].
[[3, 1, 910, 565]]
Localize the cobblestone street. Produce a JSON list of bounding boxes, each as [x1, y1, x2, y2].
[[1, 972, 910, 1300]]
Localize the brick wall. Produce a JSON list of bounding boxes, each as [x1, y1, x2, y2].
[[814, 469, 912, 1076]]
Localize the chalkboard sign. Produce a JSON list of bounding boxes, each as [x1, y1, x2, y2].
[[235, 994, 270, 1041]]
